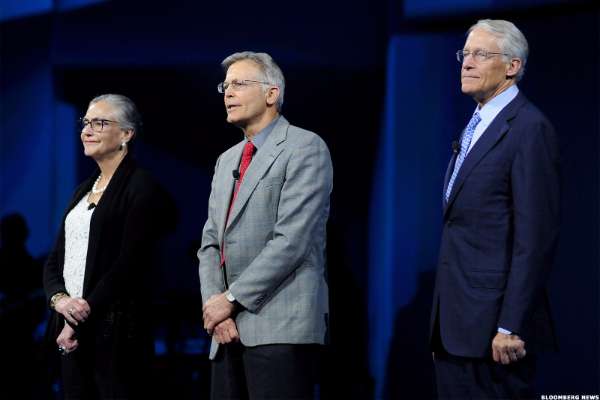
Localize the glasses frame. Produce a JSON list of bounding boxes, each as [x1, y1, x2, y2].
[[217, 79, 274, 94], [79, 117, 119, 133], [456, 49, 511, 63]]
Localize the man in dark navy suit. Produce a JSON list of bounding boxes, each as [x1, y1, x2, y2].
[[430, 19, 560, 399]]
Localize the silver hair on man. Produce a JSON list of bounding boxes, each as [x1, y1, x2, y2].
[[468, 19, 529, 82], [222, 51, 286, 111], [89, 94, 143, 135]]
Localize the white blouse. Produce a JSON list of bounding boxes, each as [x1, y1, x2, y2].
[[63, 194, 94, 298]]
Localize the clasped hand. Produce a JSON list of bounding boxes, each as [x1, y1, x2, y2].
[[57, 323, 78, 355], [55, 296, 91, 326], [203, 293, 236, 340], [492, 332, 526, 365]]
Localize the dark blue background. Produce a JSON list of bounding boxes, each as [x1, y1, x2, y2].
[[1, 0, 598, 398]]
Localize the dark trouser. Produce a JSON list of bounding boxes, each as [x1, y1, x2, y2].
[[60, 331, 152, 400], [434, 350, 536, 400], [432, 320, 536, 400], [211, 342, 321, 400]]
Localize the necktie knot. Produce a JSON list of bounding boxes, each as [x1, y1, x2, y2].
[[242, 141, 256, 160], [238, 141, 256, 183], [459, 112, 481, 153], [467, 112, 482, 131]]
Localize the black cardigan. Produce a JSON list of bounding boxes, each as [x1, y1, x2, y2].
[[43, 155, 175, 339]]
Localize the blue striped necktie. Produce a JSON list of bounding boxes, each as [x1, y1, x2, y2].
[[445, 112, 481, 201]]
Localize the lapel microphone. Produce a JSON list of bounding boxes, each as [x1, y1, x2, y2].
[[451, 140, 459, 154], [232, 170, 240, 180], [88, 203, 96, 210]]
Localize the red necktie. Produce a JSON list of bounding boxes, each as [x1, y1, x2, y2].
[[220, 141, 256, 266], [230, 141, 256, 209]]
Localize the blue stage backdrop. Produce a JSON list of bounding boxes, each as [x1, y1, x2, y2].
[[402, 0, 579, 17], [368, 32, 468, 399], [0, 0, 105, 22], [0, 16, 78, 256]]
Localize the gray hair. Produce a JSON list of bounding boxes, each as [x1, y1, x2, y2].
[[468, 19, 529, 82], [89, 94, 143, 135], [221, 51, 285, 111]]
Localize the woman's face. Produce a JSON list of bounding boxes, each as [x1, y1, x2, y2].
[[80, 101, 131, 161]]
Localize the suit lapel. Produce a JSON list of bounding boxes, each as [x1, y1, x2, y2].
[[225, 117, 289, 231], [442, 151, 458, 207], [443, 93, 527, 216]]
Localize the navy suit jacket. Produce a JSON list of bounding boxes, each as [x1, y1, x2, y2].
[[430, 91, 560, 358]]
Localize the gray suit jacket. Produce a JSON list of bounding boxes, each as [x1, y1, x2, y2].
[[198, 116, 333, 359]]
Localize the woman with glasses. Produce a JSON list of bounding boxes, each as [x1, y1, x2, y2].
[[43, 94, 175, 399]]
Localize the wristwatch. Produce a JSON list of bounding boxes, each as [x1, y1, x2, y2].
[[225, 290, 236, 303], [49, 292, 68, 310]]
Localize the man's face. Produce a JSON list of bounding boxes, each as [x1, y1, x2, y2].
[[461, 28, 514, 105], [223, 60, 270, 129]]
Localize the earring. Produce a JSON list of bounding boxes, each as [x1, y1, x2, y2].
[[119, 141, 127, 151]]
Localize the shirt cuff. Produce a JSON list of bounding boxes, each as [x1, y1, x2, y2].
[[498, 327, 512, 335]]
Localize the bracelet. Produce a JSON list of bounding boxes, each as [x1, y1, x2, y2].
[[50, 292, 68, 310]]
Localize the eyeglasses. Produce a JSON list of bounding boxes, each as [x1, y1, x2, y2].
[[217, 79, 273, 94], [456, 49, 510, 63], [79, 118, 119, 132]]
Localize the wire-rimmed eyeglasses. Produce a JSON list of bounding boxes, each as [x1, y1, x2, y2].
[[217, 79, 274, 94], [456, 49, 510, 63]]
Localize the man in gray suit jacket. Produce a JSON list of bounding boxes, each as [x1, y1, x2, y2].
[[198, 51, 333, 400]]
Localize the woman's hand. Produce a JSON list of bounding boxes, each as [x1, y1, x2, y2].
[[55, 296, 91, 326], [56, 323, 79, 355]]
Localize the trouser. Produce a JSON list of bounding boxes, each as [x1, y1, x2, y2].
[[211, 342, 321, 400]]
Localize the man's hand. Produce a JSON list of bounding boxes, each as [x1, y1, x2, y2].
[[56, 323, 79, 354], [55, 296, 91, 326], [492, 332, 526, 365], [213, 318, 240, 344], [203, 293, 235, 334]]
